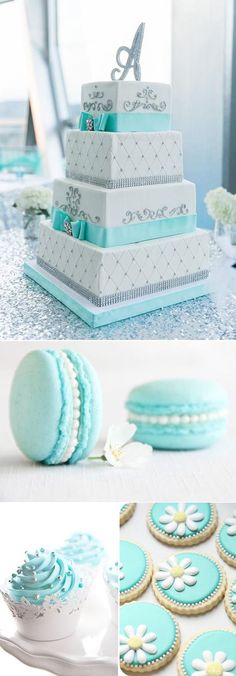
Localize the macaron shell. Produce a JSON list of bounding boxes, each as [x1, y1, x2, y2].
[[10, 350, 73, 462], [132, 423, 226, 450], [64, 351, 102, 462], [126, 379, 228, 413]]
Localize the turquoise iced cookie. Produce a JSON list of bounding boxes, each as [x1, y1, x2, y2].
[[120, 504, 136, 526], [152, 551, 226, 615], [120, 540, 153, 604], [217, 511, 236, 567], [147, 503, 218, 546], [178, 629, 236, 676], [126, 379, 228, 450], [120, 601, 180, 672], [10, 349, 102, 464]]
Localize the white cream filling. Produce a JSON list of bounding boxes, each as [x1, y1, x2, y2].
[[128, 409, 228, 426], [58, 351, 81, 463]]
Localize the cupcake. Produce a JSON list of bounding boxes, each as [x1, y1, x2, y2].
[[58, 532, 105, 585], [103, 560, 119, 625], [1, 548, 87, 641]]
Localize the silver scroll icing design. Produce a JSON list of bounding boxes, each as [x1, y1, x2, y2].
[[55, 185, 100, 224], [83, 88, 113, 113], [122, 204, 189, 224], [123, 86, 167, 112]]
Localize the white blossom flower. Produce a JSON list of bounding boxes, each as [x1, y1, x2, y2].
[[104, 423, 153, 468], [119, 624, 157, 665], [204, 187, 236, 226], [155, 555, 199, 592], [192, 650, 236, 675], [225, 511, 236, 536], [14, 187, 52, 214], [231, 583, 236, 604], [159, 503, 204, 536]]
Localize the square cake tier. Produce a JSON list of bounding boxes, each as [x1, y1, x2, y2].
[[37, 222, 209, 308], [81, 82, 171, 132], [52, 178, 196, 247], [66, 130, 183, 188]]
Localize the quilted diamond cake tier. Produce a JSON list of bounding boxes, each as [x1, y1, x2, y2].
[[81, 81, 171, 132], [66, 130, 183, 188], [52, 178, 196, 247], [37, 222, 209, 308]]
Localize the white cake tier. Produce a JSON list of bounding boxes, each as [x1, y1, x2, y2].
[[37, 222, 209, 308], [52, 178, 196, 247], [81, 82, 171, 132], [66, 130, 183, 188]]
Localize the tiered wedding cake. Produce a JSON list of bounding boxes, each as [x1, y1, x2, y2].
[[25, 26, 209, 327]]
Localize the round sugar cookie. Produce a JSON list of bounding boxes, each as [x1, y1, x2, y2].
[[217, 511, 236, 567], [152, 551, 226, 615], [147, 502, 218, 546], [177, 629, 236, 676], [120, 540, 153, 605], [120, 601, 180, 673], [225, 579, 236, 624], [120, 504, 136, 526]]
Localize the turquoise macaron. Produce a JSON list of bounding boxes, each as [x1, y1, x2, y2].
[[10, 349, 102, 464], [126, 379, 228, 450]]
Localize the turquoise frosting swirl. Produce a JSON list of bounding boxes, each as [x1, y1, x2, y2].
[[59, 533, 105, 567], [8, 548, 83, 605]]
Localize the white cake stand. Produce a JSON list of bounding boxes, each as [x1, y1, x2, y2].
[[0, 576, 117, 675]]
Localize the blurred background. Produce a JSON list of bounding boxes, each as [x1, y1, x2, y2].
[[0, 0, 235, 228]]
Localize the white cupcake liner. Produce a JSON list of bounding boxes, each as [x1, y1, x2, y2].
[[1, 583, 88, 641]]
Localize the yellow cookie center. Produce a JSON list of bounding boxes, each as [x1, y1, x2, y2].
[[206, 664, 223, 676], [170, 565, 184, 578], [174, 511, 187, 523], [128, 636, 143, 650]]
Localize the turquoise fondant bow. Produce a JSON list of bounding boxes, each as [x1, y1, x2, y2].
[[52, 209, 86, 239], [78, 111, 109, 131]]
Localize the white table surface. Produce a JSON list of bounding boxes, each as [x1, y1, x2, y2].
[[0, 340, 235, 502], [119, 502, 236, 675]]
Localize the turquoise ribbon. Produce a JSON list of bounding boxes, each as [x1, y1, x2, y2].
[[52, 209, 86, 239], [77, 111, 171, 133], [52, 208, 196, 248], [78, 112, 109, 131]]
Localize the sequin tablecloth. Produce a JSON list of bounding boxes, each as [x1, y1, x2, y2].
[[1, 228, 236, 339]]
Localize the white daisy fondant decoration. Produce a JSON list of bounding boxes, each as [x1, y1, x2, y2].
[[120, 624, 157, 665], [119, 562, 125, 580], [156, 555, 199, 592], [231, 583, 236, 604], [159, 503, 204, 536], [225, 511, 236, 536], [192, 650, 236, 675]]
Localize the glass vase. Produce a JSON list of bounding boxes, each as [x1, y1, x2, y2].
[[214, 220, 236, 260], [23, 211, 41, 240]]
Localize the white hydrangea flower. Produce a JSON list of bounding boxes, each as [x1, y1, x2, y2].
[[15, 187, 52, 214], [159, 503, 204, 536], [204, 187, 236, 226], [225, 511, 236, 535], [120, 624, 157, 665], [155, 555, 199, 592], [192, 650, 236, 675]]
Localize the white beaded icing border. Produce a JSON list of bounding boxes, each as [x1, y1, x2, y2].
[[152, 553, 226, 611], [58, 351, 81, 463], [128, 410, 228, 426], [147, 503, 217, 544], [120, 604, 180, 671], [177, 628, 236, 676]]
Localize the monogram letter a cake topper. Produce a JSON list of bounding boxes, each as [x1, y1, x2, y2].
[[111, 22, 145, 81]]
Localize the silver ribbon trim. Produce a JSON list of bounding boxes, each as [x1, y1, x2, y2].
[[65, 172, 183, 189], [37, 257, 209, 308]]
